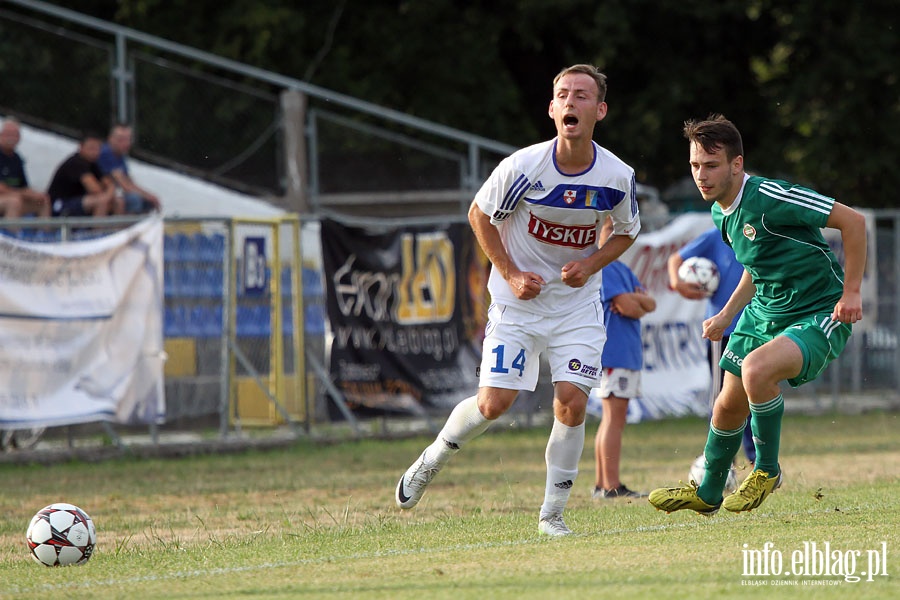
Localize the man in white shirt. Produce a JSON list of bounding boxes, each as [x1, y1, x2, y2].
[[395, 64, 641, 536]]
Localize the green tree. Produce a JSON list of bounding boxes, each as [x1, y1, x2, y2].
[[748, 0, 899, 207], [33, 0, 900, 206]]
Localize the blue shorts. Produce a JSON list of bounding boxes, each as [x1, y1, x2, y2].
[[124, 192, 153, 214], [51, 197, 88, 217]]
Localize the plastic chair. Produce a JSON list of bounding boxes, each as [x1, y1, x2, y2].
[[163, 233, 179, 261], [281, 267, 293, 297], [208, 305, 224, 337], [282, 304, 293, 335], [164, 266, 180, 298], [198, 232, 225, 262], [236, 305, 255, 337], [213, 268, 225, 295], [177, 268, 200, 298], [191, 267, 223, 298], [304, 303, 326, 336], [302, 267, 324, 297], [176, 232, 198, 262], [251, 305, 271, 336], [235, 304, 274, 336], [185, 306, 207, 337], [164, 305, 187, 337]]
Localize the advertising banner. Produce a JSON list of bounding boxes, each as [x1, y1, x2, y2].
[[588, 212, 717, 422], [321, 219, 484, 415], [323, 210, 877, 422]]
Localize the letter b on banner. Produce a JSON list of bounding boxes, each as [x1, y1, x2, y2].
[[243, 237, 267, 296]]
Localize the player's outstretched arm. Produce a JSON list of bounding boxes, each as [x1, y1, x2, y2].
[[826, 202, 866, 324]]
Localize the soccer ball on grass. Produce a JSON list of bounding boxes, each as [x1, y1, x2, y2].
[[25, 503, 96, 567], [689, 454, 738, 493], [677, 256, 720, 295]]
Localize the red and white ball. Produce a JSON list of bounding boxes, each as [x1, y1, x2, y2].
[[678, 256, 720, 295], [26, 503, 96, 567]]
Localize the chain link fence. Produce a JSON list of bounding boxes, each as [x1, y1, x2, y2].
[[0, 211, 898, 457]]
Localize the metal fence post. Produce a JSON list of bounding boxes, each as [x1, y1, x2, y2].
[[219, 220, 233, 439], [113, 31, 131, 125], [894, 214, 900, 391], [280, 89, 309, 214]]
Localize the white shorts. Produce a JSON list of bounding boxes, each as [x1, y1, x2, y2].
[[598, 368, 642, 399], [478, 301, 605, 391]]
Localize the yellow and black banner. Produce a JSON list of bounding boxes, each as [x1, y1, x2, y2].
[[321, 218, 489, 416]]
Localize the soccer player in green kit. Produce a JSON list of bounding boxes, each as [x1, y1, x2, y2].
[[649, 114, 866, 514]]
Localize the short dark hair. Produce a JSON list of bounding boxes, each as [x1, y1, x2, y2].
[[683, 114, 744, 161], [80, 130, 104, 144], [553, 64, 608, 103]]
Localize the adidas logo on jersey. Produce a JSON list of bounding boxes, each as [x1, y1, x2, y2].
[[530, 180, 546, 192]]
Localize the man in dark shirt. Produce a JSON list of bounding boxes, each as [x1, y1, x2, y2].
[[0, 117, 50, 218], [47, 132, 121, 217]]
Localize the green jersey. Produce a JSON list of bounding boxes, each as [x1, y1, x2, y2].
[[712, 175, 844, 322]]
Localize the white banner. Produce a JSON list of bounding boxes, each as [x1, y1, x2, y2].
[[589, 213, 715, 422], [0, 216, 166, 429]]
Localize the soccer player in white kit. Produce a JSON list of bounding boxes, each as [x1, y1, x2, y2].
[[395, 64, 641, 536]]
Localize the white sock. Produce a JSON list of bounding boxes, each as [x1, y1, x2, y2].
[[540, 418, 584, 519], [424, 395, 492, 467]]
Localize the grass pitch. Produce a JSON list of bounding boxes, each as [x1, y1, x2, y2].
[[1, 411, 897, 599]]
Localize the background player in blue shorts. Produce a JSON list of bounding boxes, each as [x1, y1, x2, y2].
[[592, 250, 655, 500]]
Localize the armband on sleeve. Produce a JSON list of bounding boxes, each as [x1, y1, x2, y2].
[[490, 209, 513, 225]]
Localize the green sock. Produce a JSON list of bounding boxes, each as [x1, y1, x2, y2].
[[697, 423, 744, 505], [749, 394, 784, 476]]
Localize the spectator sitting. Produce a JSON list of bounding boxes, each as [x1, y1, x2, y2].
[[47, 131, 122, 217], [0, 117, 51, 218], [98, 123, 160, 214]]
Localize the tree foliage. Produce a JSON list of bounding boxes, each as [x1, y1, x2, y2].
[[40, 0, 900, 207]]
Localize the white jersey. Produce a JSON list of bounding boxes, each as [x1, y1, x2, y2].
[[474, 138, 641, 316]]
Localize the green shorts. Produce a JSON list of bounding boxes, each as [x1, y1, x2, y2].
[[720, 306, 852, 387]]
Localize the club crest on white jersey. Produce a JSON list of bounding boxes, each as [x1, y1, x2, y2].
[[473, 138, 641, 316]]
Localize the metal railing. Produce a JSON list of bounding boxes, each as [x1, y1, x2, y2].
[[0, 0, 516, 213]]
